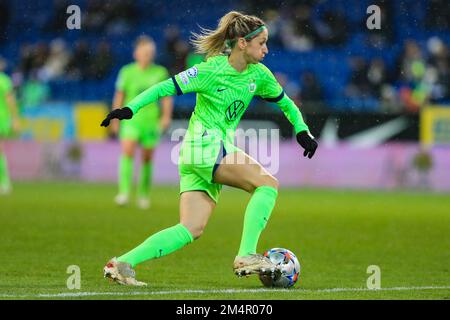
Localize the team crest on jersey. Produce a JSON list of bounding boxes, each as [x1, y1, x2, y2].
[[225, 100, 245, 122], [179, 71, 189, 85], [248, 80, 257, 93], [187, 66, 198, 78]]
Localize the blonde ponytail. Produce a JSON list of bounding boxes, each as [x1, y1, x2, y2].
[[191, 11, 265, 59]]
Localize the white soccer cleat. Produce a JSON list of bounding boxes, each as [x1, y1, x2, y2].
[[137, 197, 151, 210], [233, 254, 281, 278], [103, 257, 147, 286], [114, 194, 129, 206]]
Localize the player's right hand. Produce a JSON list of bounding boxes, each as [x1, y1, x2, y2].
[[101, 107, 133, 127]]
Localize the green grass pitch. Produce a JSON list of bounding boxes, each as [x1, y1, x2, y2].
[[0, 182, 449, 300]]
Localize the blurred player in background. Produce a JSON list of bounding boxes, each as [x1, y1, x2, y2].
[[0, 56, 19, 195], [111, 36, 173, 209], [101, 11, 318, 286]]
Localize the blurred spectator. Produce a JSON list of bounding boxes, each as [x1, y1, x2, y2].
[[66, 40, 92, 80], [396, 40, 426, 83], [281, 4, 318, 51], [395, 40, 431, 112], [299, 71, 324, 102], [162, 26, 190, 74], [84, 0, 136, 34], [345, 57, 371, 98], [0, 0, 10, 43], [18, 42, 49, 80], [243, 0, 318, 13], [88, 41, 113, 80], [172, 41, 190, 74], [0, 0, 448, 113], [19, 72, 50, 109], [44, 0, 70, 33], [105, 0, 137, 35], [315, 10, 348, 46], [399, 84, 431, 113], [274, 72, 299, 100], [261, 9, 284, 48], [298, 71, 327, 112], [379, 84, 401, 113], [40, 39, 70, 81], [367, 58, 389, 98], [84, 0, 109, 32], [426, 37, 450, 102], [17, 44, 36, 79], [16, 39, 116, 83], [425, 0, 450, 30]]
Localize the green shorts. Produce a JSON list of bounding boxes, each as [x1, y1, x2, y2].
[[179, 130, 241, 203], [120, 120, 160, 149]]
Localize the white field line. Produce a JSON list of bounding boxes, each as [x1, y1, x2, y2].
[[0, 286, 449, 298]]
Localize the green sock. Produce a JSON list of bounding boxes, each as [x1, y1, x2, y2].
[[118, 155, 133, 195], [237, 186, 278, 257], [117, 223, 194, 267], [138, 161, 153, 197], [0, 153, 10, 189]]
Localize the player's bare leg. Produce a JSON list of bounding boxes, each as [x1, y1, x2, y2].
[[115, 139, 137, 206], [179, 190, 216, 240], [214, 151, 281, 278], [137, 148, 154, 209], [104, 191, 215, 285]]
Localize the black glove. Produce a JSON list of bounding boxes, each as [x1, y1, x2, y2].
[[296, 130, 318, 159], [100, 107, 133, 127]]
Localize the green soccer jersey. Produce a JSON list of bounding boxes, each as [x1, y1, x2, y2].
[[115, 62, 169, 126], [0, 72, 13, 123], [127, 55, 309, 140], [172, 55, 308, 139]]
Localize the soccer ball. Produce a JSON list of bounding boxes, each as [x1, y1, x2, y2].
[[259, 248, 301, 288]]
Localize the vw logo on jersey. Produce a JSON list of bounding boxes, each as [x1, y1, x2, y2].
[[225, 100, 245, 122]]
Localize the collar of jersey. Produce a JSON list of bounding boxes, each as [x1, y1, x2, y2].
[[222, 55, 249, 75], [133, 62, 154, 71]]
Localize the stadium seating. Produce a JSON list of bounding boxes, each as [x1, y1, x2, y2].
[[1, 0, 449, 111]]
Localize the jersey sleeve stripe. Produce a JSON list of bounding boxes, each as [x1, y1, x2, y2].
[[262, 90, 285, 103], [171, 76, 183, 96]]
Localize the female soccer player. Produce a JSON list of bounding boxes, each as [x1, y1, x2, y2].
[[101, 11, 318, 286], [111, 36, 173, 209], [0, 57, 19, 195]]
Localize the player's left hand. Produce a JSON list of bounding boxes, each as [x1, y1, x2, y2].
[[296, 130, 318, 159], [100, 107, 133, 127]]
